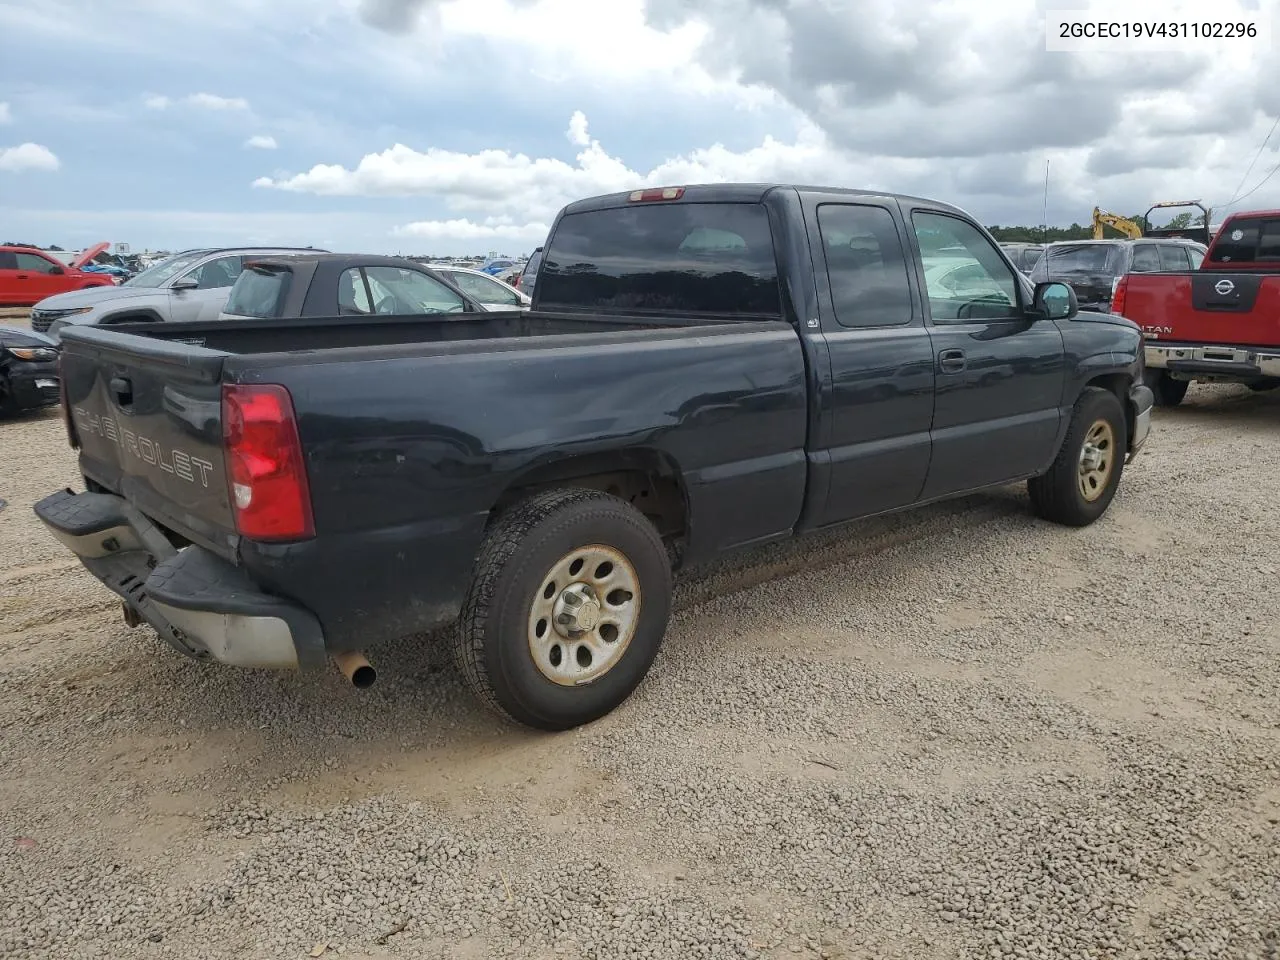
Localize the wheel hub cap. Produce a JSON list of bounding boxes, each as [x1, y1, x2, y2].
[[1077, 418, 1115, 502], [527, 544, 642, 686], [554, 583, 602, 635]]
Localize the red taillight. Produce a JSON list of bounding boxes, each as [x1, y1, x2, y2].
[[1111, 275, 1129, 315], [221, 383, 314, 541], [57, 353, 79, 449], [628, 187, 685, 202]]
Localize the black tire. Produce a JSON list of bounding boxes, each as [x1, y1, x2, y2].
[[1028, 387, 1128, 528], [1247, 377, 1280, 392], [1144, 369, 1188, 407], [455, 487, 673, 731]]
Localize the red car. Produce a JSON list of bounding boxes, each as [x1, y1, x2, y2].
[[0, 243, 116, 307]]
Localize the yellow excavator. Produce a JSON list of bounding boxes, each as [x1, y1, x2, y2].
[[1092, 207, 1143, 240]]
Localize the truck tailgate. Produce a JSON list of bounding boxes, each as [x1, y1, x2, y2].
[[1126, 272, 1280, 348], [59, 326, 239, 557]]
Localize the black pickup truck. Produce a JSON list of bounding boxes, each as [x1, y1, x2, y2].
[[35, 183, 1153, 730]]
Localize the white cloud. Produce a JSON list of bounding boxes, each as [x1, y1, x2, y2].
[[566, 110, 590, 147], [393, 217, 549, 243], [189, 92, 250, 111], [146, 93, 250, 111], [0, 143, 60, 173], [245, 134, 278, 150], [0, 102, 10, 124]]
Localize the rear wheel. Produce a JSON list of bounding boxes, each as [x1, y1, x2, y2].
[[1144, 369, 1188, 407], [1028, 387, 1128, 527], [454, 487, 673, 731]]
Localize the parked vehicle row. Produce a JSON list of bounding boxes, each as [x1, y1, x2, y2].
[[33, 181, 1152, 731], [30, 247, 535, 342]]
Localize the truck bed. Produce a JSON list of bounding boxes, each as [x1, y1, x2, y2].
[[105, 310, 728, 356], [56, 312, 810, 648]]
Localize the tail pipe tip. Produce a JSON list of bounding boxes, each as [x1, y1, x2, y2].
[[333, 651, 376, 689]]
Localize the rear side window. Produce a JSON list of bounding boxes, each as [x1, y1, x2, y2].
[[0, 252, 16, 270], [1210, 219, 1280, 262], [1131, 245, 1161, 272], [538, 201, 781, 316], [1157, 245, 1191, 271], [1031, 244, 1123, 280], [224, 267, 290, 318], [817, 203, 912, 328]]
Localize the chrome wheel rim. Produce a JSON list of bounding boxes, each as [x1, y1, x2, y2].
[[1078, 419, 1115, 502], [527, 544, 641, 686]]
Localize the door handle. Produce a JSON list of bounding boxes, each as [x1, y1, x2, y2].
[[109, 375, 133, 407], [16, 273, 29, 280], [938, 349, 966, 373]]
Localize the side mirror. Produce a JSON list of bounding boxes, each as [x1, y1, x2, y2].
[[170, 277, 199, 291], [1033, 281, 1077, 320], [49, 265, 65, 276]]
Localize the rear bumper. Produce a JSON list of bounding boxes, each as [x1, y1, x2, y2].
[[1145, 343, 1280, 380], [33, 487, 327, 670], [1128, 382, 1154, 461]]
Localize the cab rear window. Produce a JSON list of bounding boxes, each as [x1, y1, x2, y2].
[[224, 266, 290, 318], [537, 201, 781, 317], [1209, 219, 1280, 263]]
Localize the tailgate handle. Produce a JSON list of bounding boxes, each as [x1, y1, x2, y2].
[[109, 376, 134, 406]]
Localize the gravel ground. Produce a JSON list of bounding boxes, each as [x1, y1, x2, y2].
[[2, 380, 1280, 960]]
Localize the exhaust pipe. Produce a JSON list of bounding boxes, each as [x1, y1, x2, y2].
[[333, 651, 376, 689]]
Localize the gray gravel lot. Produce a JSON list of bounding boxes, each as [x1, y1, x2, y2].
[[2, 379, 1279, 960]]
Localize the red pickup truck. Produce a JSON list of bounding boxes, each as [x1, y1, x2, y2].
[[1112, 209, 1280, 405]]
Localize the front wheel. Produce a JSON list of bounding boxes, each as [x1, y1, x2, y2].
[[1028, 387, 1128, 527], [454, 487, 673, 731], [1144, 369, 1188, 407]]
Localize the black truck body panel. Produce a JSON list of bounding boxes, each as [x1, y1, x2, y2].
[[44, 182, 1150, 659]]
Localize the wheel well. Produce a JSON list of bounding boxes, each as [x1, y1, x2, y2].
[[1084, 373, 1132, 436], [493, 451, 689, 560], [101, 311, 163, 324]]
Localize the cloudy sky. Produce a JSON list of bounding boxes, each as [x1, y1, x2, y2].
[[0, 0, 1277, 255]]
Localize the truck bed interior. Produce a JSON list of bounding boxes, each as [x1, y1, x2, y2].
[[103, 310, 745, 356]]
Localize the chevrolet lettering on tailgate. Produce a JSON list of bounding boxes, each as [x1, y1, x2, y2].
[[73, 406, 216, 486]]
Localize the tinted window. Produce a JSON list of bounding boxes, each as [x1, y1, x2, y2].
[[538, 201, 781, 316], [224, 267, 290, 318], [15, 252, 57, 273], [0, 252, 17, 270], [364, 266, 467, 314], [817, 203, 912, 328], [186, 255, 243, 290], [1209, 219, 1280, 262], [1157, 245, 1191, 271], [1031, 244, 1124, 280], [338, 268, 372, 315], [1021, 247, 1044, 271], [912, 211, 1020, 321], [445, 270, 521, 306]]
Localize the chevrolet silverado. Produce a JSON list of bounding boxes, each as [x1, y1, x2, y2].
[[34, 183, 1153, 730]]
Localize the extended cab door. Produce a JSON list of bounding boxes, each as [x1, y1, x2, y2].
[[801, 194, 936, 527], [904, 208, 1066, 500]]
